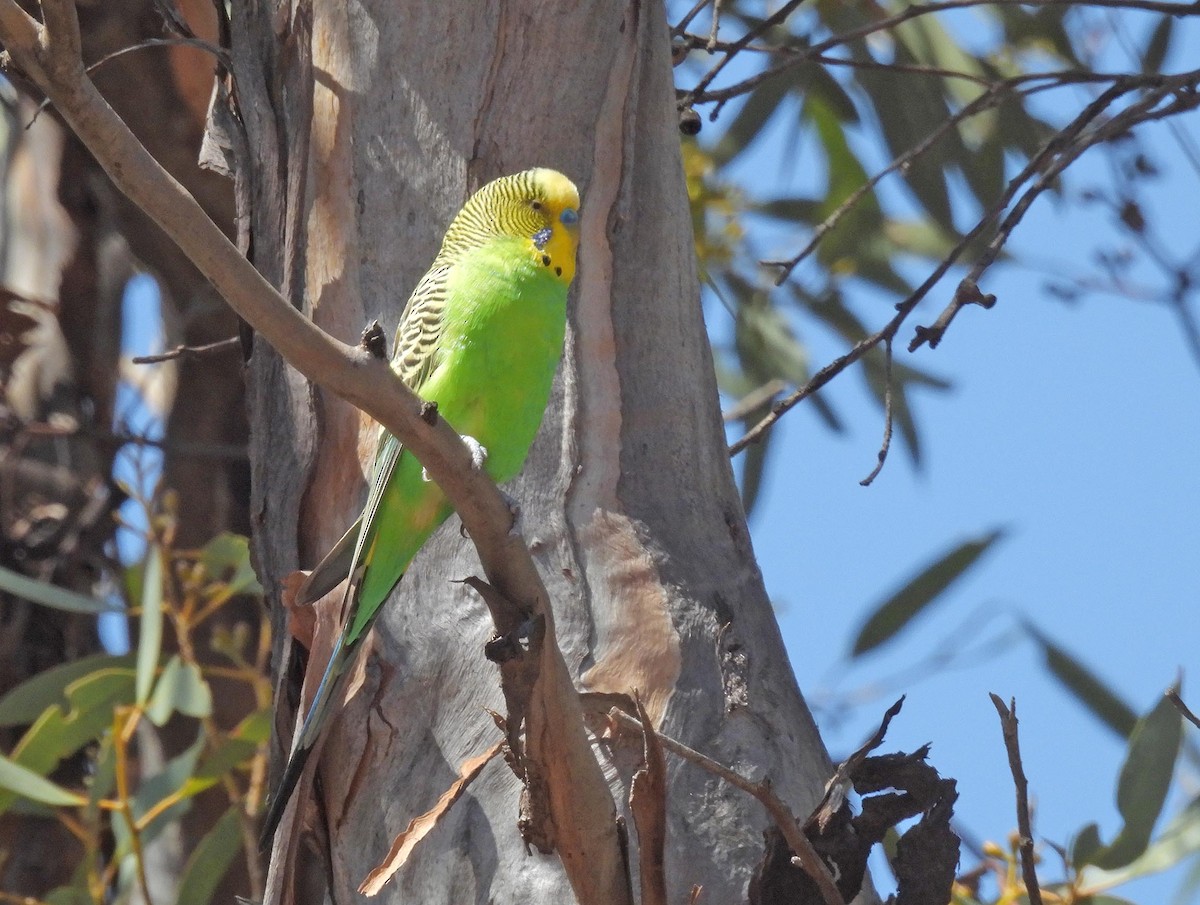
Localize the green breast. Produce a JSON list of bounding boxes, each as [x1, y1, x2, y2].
[[420, 238, 568, 484]]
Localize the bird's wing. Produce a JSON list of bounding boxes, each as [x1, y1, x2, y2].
[[392, 261, 452, 391]]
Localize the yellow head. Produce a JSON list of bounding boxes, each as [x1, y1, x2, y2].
[[442, 168, 581, 285]]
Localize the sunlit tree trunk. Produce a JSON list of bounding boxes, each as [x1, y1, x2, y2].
[[243, 2, 840, 902]]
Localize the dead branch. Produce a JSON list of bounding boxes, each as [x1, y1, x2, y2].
[[989, 695, 1044, 905], [605, 706, 846, 905]]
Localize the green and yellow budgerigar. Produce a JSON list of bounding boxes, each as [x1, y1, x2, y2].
[[259, 168, 580, 847]]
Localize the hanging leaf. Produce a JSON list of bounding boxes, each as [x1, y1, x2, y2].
[[145, 655, 213, 726], [1072, 688, 1183, 870], [1023, 623, 1138, 738], [851, 529, 1006, 656], [199, 532, 263, 597], [135, 545, 164, 706], [1142, 15, 1174, 74], [0, 752, 85, 808], [1078, 799, 1200, 892], [176, 808, 243, 905], [0, 564, 121, 615], [0, 665, 138, 816], [0, 653, 135, 726]]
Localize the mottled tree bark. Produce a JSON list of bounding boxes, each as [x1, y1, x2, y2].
[[239, 2, 840, 902]]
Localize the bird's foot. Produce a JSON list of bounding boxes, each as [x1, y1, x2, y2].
[[423, 435, 488, 482], [500, 490, 522, 536], [462, 434, 488, 471]]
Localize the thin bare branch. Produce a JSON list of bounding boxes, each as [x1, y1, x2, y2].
[[672, 0, 714, 37], [859, 338, 893, 487], [706, 0, 725, 52], [131, 336, 239, 365], [731, 68, 1200, 455], [722, 378, 786, 422], [989, 695, 1044, 905], [687, 0, 807, 101], [152, 0, 197, 39], [1166, 689, 1200, 731], [606, 707, 847, 905]]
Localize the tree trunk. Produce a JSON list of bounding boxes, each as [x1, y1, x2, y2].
[[243, 2, 838, 901]]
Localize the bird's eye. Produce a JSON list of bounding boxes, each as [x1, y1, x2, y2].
[[560, 208, 579, 227], [530, 200, 543, 211]]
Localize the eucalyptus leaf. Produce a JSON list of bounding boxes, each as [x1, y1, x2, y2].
[[1024, 623, 1137, 738], [0, 653, 135, 726], [0, 564, 121, 615], [852, 529, 1006, 656], [200, 532, 263, 596], [1072, 689, 1183, 870], [146, 655, 213, 726], [176, 808, 242, 905], [136, 546, 164, 706], [0, 752, 85, 807]]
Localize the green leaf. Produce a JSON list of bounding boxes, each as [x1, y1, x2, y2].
[[756, 196, 822, 223], [858, 46, 956, 232], [44, 886, 92, 905], [145, 655, 213, 726], [1024, 624, 1138, 738], [0, 751, 85, 807], [851, 529, 1006, 656], [739, 428, 771, 517], [1141, 15, 1173, 74], [176, 807, 243, 905], [801, 96, 911, 295], [86, 733, 117, 810], [136, 545, 164, 705], [1079, 799, 1200, 891], [133, 732, 206, 843], [0, 665, 137, 815], [0, 563, 122, 615], [200, 532, 263, 597], [0, 653, 135, 726], [1072, 689, 1183, 870]]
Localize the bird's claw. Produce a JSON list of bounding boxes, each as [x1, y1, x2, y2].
[[423, 435, 488, 482], [462, 435, 488, 471], [500, 490, 522, 537]]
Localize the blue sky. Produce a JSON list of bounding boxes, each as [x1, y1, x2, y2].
[[702, 7, 1200, 902]]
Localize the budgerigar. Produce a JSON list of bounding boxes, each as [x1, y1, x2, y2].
[[259, 168, 580, 847]]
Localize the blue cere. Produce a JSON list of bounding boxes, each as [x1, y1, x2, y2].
[[560, 208, 579, 227]]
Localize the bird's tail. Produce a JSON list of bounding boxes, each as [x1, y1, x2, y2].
[[258, 632, 353, 850]]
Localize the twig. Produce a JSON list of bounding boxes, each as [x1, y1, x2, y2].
[[686, 0, 806, 101], [989, 695, 1044, 905], [89, 36, 228, 73], [859, 338, 893, 487], [706, 0, 724, 52], [765, 84, 1008, 283], [672, 0, 714, 37], [1166, 689, 1200, 731], [131, 336, 239, 365], [152, 0, 197, 39], [606, 707, 847, 905], [722, 378, 786, 422], [730, 68, 1200, 456]]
